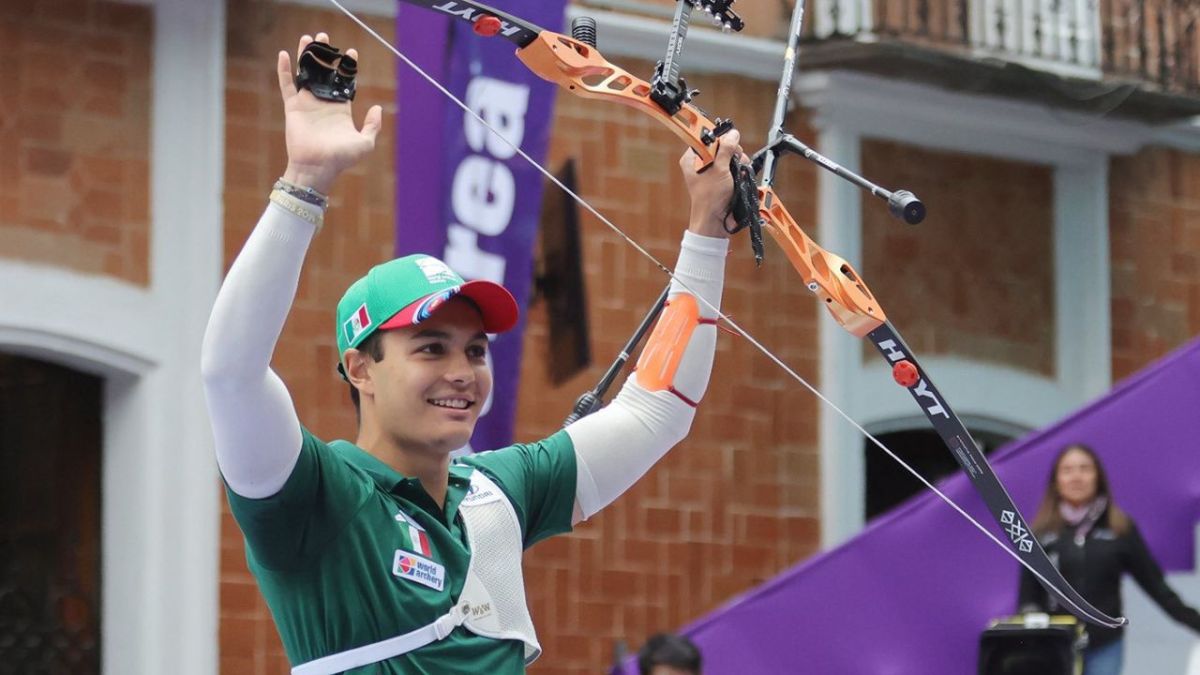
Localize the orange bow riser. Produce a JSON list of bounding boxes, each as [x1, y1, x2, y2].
[[757, 186, 886, 338]]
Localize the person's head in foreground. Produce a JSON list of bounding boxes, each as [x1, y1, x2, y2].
[[336, 254, 517, 456], [637, 632, 702, 675]]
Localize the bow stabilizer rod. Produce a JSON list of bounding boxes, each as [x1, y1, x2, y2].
[[562, 285, 671, 427]]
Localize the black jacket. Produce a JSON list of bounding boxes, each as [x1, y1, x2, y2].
[[1018, 515, 1200, 648]]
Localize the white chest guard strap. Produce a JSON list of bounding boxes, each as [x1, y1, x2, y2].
[[456, 469, 542, 662], [291, 470, 538, 675]]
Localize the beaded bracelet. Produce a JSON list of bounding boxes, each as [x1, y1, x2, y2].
[[273, 177, 329, 210], [269, 189, 324, 230]]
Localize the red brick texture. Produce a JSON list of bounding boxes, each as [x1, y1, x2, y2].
[[861, 140, 1056, 376], [1109, 146, 1200, 380], [3, 0, 152, 284]]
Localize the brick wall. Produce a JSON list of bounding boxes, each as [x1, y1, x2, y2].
[[2, 0, 151, 284], [861, 140, 1056, 376], [1110, 147, 1200, 380]]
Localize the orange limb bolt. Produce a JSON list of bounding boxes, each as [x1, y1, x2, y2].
[[473, 15, 502, 37], [892, 360, 920, 388]]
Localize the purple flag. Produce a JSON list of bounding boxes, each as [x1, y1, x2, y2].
[[396, 2, 568, 451]]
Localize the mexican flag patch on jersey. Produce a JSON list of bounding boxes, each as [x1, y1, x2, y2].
[[394, 510, 432, 557]]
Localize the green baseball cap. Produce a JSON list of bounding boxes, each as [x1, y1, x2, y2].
[[335, 254, 519, 367]]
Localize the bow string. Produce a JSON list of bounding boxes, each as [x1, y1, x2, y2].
[[322, 0, 1125, 629]]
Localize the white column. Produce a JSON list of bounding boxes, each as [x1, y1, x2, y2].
[[813, 122, 867, 548], [1054, 159, 1112, 399], [103, 0, 226, 672]]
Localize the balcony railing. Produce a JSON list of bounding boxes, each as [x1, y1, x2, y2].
[[1104, 0, 1200, 93], [802, 0, 1200, 94]]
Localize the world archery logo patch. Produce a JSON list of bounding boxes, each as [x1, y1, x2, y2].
[[392, 549, 445, 591], [344, 303, 372, 343], [414, 287, 461, 324], [415, 257, 459, 284]]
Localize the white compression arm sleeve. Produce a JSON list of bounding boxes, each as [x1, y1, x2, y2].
[[568, 230, 727, 520], [200, 202, 316, 498]]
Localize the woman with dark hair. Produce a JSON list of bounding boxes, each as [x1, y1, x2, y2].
[[1018, 443, 1200, 675]]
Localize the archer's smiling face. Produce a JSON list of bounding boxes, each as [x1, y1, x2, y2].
[[368, 297, 491, 455]]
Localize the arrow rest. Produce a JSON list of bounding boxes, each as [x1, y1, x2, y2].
[[700, 119, 734, 146]]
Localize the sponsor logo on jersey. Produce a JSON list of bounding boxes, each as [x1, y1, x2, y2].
[[463, 481, 503, 506], [392, 550, 445, 591]]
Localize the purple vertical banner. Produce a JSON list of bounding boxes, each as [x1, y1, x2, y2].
[[396, 2, 568, 452], [395, 6, 452, 256]]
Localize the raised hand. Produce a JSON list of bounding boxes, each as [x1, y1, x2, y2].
[[276, 32, 383, 194], [680, 128, 747, 238]]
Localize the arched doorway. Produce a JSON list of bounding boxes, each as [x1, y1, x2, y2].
[[864, 421, 1021, 521], [0, 354, 102, 671]]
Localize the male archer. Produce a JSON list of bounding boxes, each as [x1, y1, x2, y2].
[[201, 32, 746, 673]]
